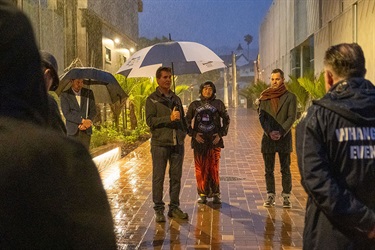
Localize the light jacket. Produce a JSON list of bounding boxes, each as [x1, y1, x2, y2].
[[296, 78, 375, 249]]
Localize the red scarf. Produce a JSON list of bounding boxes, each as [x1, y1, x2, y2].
[[259, 83, 287, 114]]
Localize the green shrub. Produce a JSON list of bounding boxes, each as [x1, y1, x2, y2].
[[90, 123, 150, 149], [90, 125, 126, 149], [286, 75, 309, 114], [239, 80, 269, 109]]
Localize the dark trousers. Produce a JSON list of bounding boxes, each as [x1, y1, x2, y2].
[[151, 144, 184, 212], [68, 130, 91, 150], [263, 152, 292, 194]]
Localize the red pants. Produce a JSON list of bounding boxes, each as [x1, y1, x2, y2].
[[194, 147, 221, 197]]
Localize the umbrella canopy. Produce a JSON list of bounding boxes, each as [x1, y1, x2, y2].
[[116, 41, 226, 78], [56, 67, 127, 104]]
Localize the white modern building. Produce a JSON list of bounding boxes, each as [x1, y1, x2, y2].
[[259, 0, 375, 82]]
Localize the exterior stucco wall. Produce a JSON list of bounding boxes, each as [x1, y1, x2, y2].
[[87, 0, 138, 42], [260, 0, 375, 83], [19, 0, 139, 75]]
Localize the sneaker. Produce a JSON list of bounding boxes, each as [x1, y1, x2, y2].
[[263, 194, 275, 207], [155, 211, 166, 223], [168, 207, 188, 220], [212, 195, 221, 204], [197, 196, 207, 204], [283, 196, 292, 208]]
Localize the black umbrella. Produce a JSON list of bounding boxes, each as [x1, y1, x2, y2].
[[56, 67, 127, 104]]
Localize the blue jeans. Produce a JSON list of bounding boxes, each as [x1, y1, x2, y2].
[[151, 145, 184, 212], [263, 152, 292, 194]]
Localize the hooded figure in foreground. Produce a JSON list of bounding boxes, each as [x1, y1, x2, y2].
[[0, 1, 116, 249], [296, 43, 375, 249], [185, 81, 230, 204]]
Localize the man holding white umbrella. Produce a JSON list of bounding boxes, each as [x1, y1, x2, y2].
[[146, 66, 188, 223]]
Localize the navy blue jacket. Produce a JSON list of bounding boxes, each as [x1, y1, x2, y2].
[[60, 88, 97, 136], [296, 78, 375, 249]]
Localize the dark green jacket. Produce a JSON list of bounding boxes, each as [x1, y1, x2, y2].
[[146, 87, 187, 146], [259, 91, 297, 153]]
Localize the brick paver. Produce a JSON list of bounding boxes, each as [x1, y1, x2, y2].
[[100, 108, 307, 249]]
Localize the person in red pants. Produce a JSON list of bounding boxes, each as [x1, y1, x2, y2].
[[186, 81, 230, 204]]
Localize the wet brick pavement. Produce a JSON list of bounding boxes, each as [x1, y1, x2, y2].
[[100, 108, 307, 249]]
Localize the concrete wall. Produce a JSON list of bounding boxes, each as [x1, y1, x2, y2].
[[260, 0, 375, 83], [19, 0, 140, 75]]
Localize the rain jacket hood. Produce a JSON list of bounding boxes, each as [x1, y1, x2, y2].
[[313, 77, 375, 125], [0, 1, 48, 125]]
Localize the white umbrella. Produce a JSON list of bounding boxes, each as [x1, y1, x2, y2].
[[116, 41, 226, 78]]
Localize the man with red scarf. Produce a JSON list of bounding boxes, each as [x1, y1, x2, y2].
[[257, 68, 297, 208]]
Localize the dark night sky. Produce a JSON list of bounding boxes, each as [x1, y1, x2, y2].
[[139, 0, 273, 55]]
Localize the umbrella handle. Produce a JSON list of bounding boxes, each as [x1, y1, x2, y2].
[[171, 62, 175, 92], [86, 95, 89, 119], [86, 79, 91, 119]]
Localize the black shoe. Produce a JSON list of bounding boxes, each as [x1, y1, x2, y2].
[[213, 195, 221, 204], [197, 196, 207, 204], [155, 211, 166, 223], [168, 207, 188, 220]]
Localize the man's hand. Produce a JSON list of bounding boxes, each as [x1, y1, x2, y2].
[[195, 133, 204, 143], [212, 133, 220, 145], [79, 119, 93, 130], [170, 107, 180, 121], [269, 131, 281, 140], [78, 124, 85, 130]]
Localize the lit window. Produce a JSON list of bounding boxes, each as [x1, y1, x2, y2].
[[105, 47, 111, 63]]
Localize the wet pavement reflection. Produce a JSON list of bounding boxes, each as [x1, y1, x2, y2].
[[100, 108, 307, 249]]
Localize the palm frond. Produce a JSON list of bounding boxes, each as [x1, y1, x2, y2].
[[298, 71, 325, 100], [286, 75, 309, 112]]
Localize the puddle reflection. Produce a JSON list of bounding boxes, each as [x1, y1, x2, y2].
[[280, 210, 292, 246], [264, 209, 276, 249], [168, 222, 181, 249], [194, 204, 221, 247], [152, 222, 166, 248]]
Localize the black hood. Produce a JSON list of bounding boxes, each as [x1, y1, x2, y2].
[[313, 77, 375, 125], [0, 1, 48, 125]]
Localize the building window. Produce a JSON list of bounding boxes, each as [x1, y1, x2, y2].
[[105, 47, 111, 63]]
